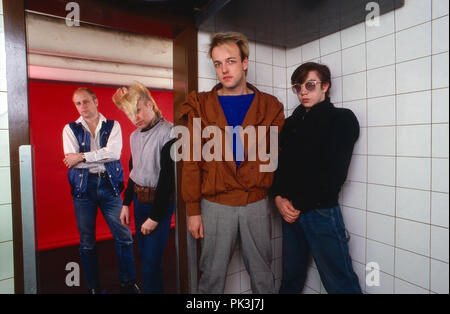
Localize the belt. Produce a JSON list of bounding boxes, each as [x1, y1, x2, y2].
[[134, 185, 157, 204], [89, 171, 108, 178]]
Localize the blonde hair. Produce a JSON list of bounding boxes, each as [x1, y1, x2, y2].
[[208, 32, 250, 61], [112, 82, 162, 119]]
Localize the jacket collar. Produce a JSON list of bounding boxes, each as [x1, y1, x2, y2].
[[208, 83, 265, 130], [293, 97, 333, 118], [76, 113, 107, 136], [141, 114, 162, 133]]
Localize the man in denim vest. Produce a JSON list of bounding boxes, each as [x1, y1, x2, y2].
[[62, 87, 139, 294]]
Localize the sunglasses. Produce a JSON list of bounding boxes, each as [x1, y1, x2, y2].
[[291, 80, 322, 94]]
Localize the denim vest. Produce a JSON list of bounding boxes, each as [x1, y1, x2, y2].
[[67, 120, 124, 198]]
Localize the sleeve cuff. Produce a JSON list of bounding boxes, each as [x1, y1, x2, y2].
[[186, 202, 201, 216], [83, 151, 94, 163]]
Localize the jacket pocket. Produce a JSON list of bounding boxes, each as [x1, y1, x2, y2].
[[201, 162, 227, 195]]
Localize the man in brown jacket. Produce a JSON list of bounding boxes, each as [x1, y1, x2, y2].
[[180, 32, 285, 293]]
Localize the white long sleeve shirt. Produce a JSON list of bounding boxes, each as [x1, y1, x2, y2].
[[62, 113, 122, 174]]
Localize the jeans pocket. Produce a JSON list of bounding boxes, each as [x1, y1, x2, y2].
[[315, 208, 333, 219]]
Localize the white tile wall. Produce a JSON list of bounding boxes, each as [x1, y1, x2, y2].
[[0, 0, 14, 294], [396, 218, 431, 256], [397, 157, 432, 190], [348, 234, 366, 264], [396, 57, 432, 94], [342, 44, 366, 76], [431, 226, 449, 262], [432, 124, 449, 158], [432, 16, 449, 54], [433, 52, 450, 89], [433, 0, 449, 19], [342, 181, 367, 210], [432, 158, 449, 193], [432, 88, 449, 123], [367, 96, 396, 127], [342, 206, 366, 238], [368, 156, 396, 186], [396, 188, 431, 223], [367, 184, 396, 216], [431, 192, 449, 228], [397, 125, 431, 157], [367, 239, 395, 275], [395, 248, 430, 290], [395, 0, 432, 32], [366, 35, 396, 70], [396, 22, 431, 63], [431, 259, 449, 293], [197, 0, 449, 294], [320, 51, 342, 78], [367, 11, 395, 40], [319, 32, 341, 56], [366, 271, 394, 294], [368, 126, 396, 156], [341, 23, 366, 49], [367, 212, 395, 246], [397, 91, 432, 125], [395, 277, 429, 294], [367, 65, 396, 98]]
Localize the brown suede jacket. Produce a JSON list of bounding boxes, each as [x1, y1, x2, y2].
[[180, 83, 285, 216]]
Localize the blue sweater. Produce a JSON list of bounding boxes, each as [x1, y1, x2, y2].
[[218, 94, 255, 168]]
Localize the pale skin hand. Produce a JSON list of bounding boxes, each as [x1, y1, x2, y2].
[[188, 215, 204, 239], [121, 205, 159, 235], [63, 153, 84, 168], [275, 196, 301, 224], [120, 205, 130, 226], [141, 218, 158, 235]]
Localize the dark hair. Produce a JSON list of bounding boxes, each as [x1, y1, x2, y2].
[[291, 62, 332, 97]]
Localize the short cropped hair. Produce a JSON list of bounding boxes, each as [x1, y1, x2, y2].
[[113, 82, 162, 119], [208, 32, 250, 61], [291, 62, 332, 97], [73, 87, 97, 101]]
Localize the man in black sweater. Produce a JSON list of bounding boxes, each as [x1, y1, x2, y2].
[[271, 62, 362, 294]]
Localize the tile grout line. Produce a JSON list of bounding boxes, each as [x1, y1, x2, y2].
[[364, 15, 369, 294], [429, 0, 434, 294]]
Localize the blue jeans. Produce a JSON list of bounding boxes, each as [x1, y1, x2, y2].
[[134, 196, 174, 294], [72, 176, 136, 290], [279, 205, 362, 294]]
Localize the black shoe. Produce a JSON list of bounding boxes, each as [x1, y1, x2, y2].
[[120, 281, 141, 294]]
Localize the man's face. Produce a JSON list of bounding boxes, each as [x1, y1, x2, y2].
[[211, 43, 248, 92], [132, 99, 155, 129], [73, 91, 99, 120], [294, 70, 329, 110]]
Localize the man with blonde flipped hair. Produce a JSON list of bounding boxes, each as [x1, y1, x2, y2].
[[180, 32, 285, 293], [113, 82, 175, 293], [63, 87, 139, 294]]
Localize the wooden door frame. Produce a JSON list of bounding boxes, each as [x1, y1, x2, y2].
[[2, 0, 197, 294]]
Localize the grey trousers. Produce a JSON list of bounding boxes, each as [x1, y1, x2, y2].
[[197, 198, 275, 294]]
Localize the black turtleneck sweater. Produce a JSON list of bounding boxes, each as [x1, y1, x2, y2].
[[270, 98, 359, 212]]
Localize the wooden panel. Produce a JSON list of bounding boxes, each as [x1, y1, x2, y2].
[[173, 24, 198, 294], [2, 0, 28, 294]]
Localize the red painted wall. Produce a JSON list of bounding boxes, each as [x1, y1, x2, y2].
[[28, 80, 173, 251]]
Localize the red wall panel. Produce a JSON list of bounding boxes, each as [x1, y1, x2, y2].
[[28, 80, 173, 251]]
